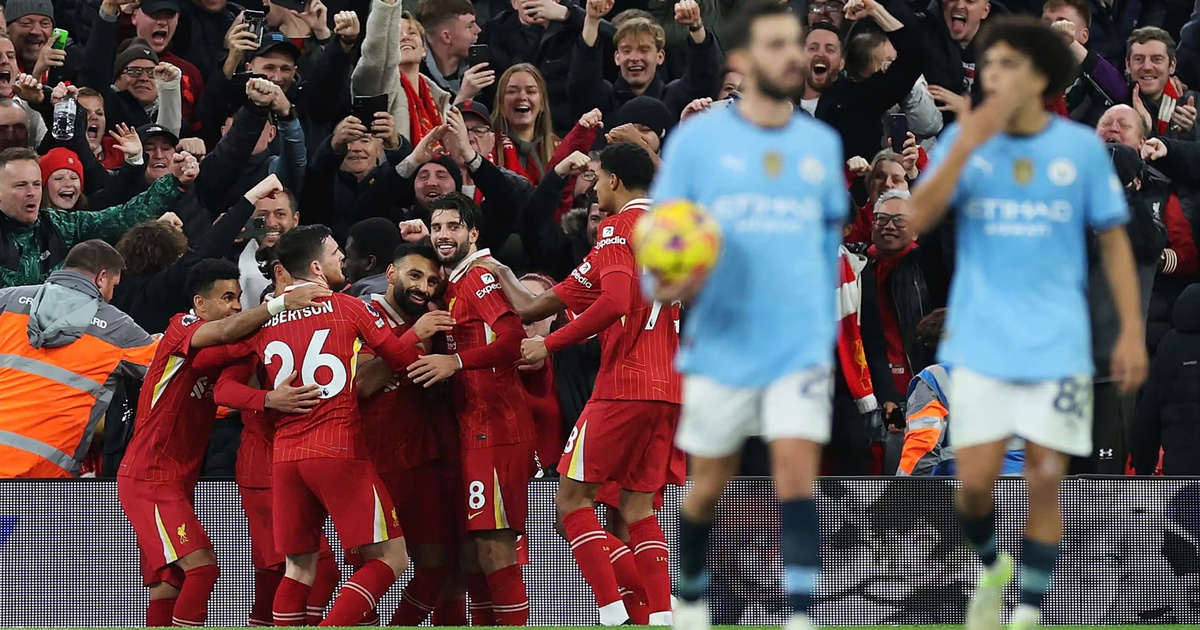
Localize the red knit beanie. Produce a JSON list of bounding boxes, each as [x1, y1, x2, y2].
[[40, 148, 84, 187]]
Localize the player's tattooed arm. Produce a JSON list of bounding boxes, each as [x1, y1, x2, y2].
[[473, 257, 566, 324]]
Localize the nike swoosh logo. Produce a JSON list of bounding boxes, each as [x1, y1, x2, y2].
[[468, 511, 483, 520]]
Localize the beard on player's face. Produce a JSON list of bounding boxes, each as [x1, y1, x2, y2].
[[436, 235, 471, 268], [391, 282, 432, 316]]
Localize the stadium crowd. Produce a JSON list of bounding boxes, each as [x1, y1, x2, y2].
[[0, 0, 1198, 625]]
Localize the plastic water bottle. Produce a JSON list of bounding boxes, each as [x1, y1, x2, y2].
[[52, 98, 76, 141]]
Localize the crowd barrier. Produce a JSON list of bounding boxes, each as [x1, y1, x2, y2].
[[1, 477, 1198, 626]]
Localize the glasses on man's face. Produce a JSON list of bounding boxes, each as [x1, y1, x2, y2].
[[579, 170, 598, 182], [123, 66, 154, 78], [467, 125, 493, 136], [809, 2, 844, 12], [873, 213, 907, 228]]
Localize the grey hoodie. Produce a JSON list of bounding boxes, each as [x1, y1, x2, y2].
[[27, 270, 103, 349]]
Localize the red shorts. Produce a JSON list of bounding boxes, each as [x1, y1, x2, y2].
[[272, 458, 403, 555], [117, 476, 210, 587], [380, 463, 455, 548], [461, 441, 535, 534], [239, 484, 285, 571], [558, 400, 681, 493]]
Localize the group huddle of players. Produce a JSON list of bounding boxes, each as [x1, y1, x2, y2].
[[112, 142, 682, 628]]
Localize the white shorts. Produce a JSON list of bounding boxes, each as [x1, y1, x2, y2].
[[949, 367, 1093, 457], [676, 366, 834, 458]]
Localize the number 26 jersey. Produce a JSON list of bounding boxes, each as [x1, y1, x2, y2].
[[236, 289, 421, 463]]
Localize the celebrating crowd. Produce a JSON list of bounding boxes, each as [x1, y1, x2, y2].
[[0, 0, 1198, 625]]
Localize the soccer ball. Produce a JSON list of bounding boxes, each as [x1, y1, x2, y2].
[[633, 199, 722, 283]]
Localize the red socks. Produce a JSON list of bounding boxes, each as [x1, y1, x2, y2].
[[250, 569, 283, 626], [608, 539, 649, 624], [390, 567, 444, 625], [466, 571, 494, 626], [273, 576, 310, 626], [563, 508, 626, 622], [306, 553, 341, 624], [147, 598, 176, 627], [320, 559, 397, 627], [432, 597, 468, 626], [628, 515, 672, 621], [172, 564, 219, 626], [486, 564, 529, 626]]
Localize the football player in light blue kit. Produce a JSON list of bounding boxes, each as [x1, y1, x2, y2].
[[910, 16, 1149, 630], [647, 2, 847, 630]]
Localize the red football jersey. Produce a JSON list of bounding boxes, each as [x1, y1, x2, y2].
[[445, 250, 535, 449], [119, 313, 236, 482], [358, 293, 451, 472], [553, 199, 682, 403], [240, 289, 423, 463], [218, 357, 275, 489]]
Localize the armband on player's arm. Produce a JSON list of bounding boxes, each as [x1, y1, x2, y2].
[[544, 271, 634, 354], [457, 311, 525, 369]]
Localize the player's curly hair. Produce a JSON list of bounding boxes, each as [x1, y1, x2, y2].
[[976, 15, 1076, 97], [430, 191, 483, 231], [116, 220, 188, 276]]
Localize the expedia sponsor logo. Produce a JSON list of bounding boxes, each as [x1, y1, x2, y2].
[[571, 261, 594, 289], [476, 282, 502, 299], [593, 234, 628, 251]]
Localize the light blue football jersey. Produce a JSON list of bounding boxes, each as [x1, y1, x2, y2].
[[925, 117, 1129, 380], [649, 107, 848, 388]]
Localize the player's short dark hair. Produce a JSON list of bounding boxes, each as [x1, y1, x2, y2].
[[392, 241, 439, 266], [63, 239, 124, 275], [275, 224, 332, 278], [1042, 0, 1091, 26], [598, 142, 656, 192], [429, 192, 482, 231], [1127, 25, 1176, 61], [725, 0, 797, 52], [976, 15, 1077, 97], [186, 258, 240, 299], [348, 218, 402, 264]]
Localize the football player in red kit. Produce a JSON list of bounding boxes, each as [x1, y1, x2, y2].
[[478, 144, 682, 626], [117, 245, 330, 627], [353, 242, 461, 626], [226, 225, 438, 627], [214, 256, 342, 627], [405, 193, 537, 626]]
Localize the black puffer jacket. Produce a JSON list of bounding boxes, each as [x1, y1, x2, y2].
[[861, 245, 949, 381], [1132, 282, 1200, 475]]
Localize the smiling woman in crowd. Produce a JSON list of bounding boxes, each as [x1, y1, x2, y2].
[[492, 63, 559, 184]]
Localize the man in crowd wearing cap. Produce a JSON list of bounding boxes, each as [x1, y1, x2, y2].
[[6, 0, 80, 86], [80, 4, 185, 134], [603, 95, 672, 161], [132, 0, 204, 127]]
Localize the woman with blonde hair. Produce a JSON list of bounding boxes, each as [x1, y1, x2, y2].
[[492, 63, 560, 184], [352, 0, 450, 144]]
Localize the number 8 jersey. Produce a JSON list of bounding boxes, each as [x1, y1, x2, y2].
[[238, 288, 422, 462]]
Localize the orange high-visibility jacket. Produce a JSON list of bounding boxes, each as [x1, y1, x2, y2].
[[0, 271, 158, 478]]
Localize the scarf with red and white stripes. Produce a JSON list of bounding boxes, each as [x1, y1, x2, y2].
[[836, 246, 878, 414]]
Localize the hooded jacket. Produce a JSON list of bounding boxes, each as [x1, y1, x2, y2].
[[0, 269, 158, 478], [0, 175, 183, 288], [1132, 283, 1200, 475]]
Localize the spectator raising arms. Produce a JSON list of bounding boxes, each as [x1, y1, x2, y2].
[[353, 0, 449, 145]]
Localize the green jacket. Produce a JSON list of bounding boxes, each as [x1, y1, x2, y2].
[[0, 175, 183, 288]]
